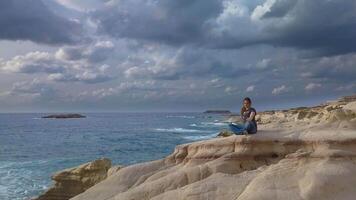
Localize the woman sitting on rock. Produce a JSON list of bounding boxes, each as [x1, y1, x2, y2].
[[229, 97, 257, 135]]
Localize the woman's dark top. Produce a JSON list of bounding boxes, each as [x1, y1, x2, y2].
[[241, 107, 257, 130]]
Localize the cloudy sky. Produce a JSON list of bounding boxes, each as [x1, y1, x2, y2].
[[0, 0, 355, 112]]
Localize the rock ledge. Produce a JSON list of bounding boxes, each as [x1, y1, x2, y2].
[[33, 158, 111, 200]]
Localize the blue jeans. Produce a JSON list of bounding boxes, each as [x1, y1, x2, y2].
[[228, 121, 257, 135]]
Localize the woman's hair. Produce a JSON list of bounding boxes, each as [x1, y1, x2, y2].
[[243, 97, 252, 104], [241, 97, 252, 115]]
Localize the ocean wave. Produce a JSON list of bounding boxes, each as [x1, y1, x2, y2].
[[182, 133, 218, 141], [0, 161, 49, 200], [189, 122, 227, 127], [166, 115, 195, 119], [154, 128, 210, 133], [201, 122, 227, 126]]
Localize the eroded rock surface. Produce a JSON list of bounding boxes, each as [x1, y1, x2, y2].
[[34, 158, 112, 200], [216, 129, 234, 137]]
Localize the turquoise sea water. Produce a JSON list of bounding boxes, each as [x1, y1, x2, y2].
[[0, 112, 228, 200]]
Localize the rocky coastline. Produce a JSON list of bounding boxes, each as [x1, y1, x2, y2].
[[35, 95, 356, 200]]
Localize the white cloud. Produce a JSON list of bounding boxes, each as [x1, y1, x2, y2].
[[217, 0, 249, 22], [1, 78, 58, 103], [124, 66, 145, 79], [246, 85, 255, 92], [122, 47, 183, 80], [256, 58, 271, 69], [210, 78, 220, 83], [0, 41, 115, 84], [300, 72, 313, 78], [72, 80, 159, 101], [55, 0, 106, 12], [225, 86, 238, 94], [305, 83, 322, 91], [209, 0, 257, 41], [272, 85, 289, 95], [335, 83, 355, 91], [55, 40, 114, 63], [0, 51, 61, 73], [251, 0, 276, 21], [47, 66, 112, 83]]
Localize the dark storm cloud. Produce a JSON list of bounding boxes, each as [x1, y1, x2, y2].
[[92, 0, 356, 56], [92, 0, 222, 45], [173, 49, 253, 79], [123, 46, 261, 81], [263, 0, 356, 55], [213, 0, 356, 56], [299, 53, 356, 82], [0, 0, 82, 45], [1, 0, 355, 112]]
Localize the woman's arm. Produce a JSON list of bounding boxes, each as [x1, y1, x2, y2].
[[246, 111, 256, 121]]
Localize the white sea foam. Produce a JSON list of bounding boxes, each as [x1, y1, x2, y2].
[[0, 161, 50, 200], [0, 185, 7, 199], [189, 122, 227, 127], [166, 115, 195, 119], [201, 122, 227, 126], [154, 128, 211, 133]]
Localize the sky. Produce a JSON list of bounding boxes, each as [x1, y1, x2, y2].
[[0, 0, 355, 112]]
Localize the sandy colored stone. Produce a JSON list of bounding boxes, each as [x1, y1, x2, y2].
[[34, 158, 111, 200], [107, 165, 124, 177], [216, 129, 235, 137]]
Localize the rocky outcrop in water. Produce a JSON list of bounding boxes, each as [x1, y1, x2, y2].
[[42, 114, 86, 119], [34, 158, 112, 200]]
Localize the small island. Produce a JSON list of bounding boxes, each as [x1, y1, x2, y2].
[[203, 110, 231, 114], [42, 114, 86, 119]]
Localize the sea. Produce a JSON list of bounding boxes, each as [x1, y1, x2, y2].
[[0, 112, 229, 200]]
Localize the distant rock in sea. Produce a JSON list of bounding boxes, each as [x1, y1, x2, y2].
[[203, 110, 231, 114], [42, 114, 86, 119]]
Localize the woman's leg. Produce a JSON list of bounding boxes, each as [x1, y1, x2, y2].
[[228, 123, 246, 134], [244, 121, 257, 134]]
